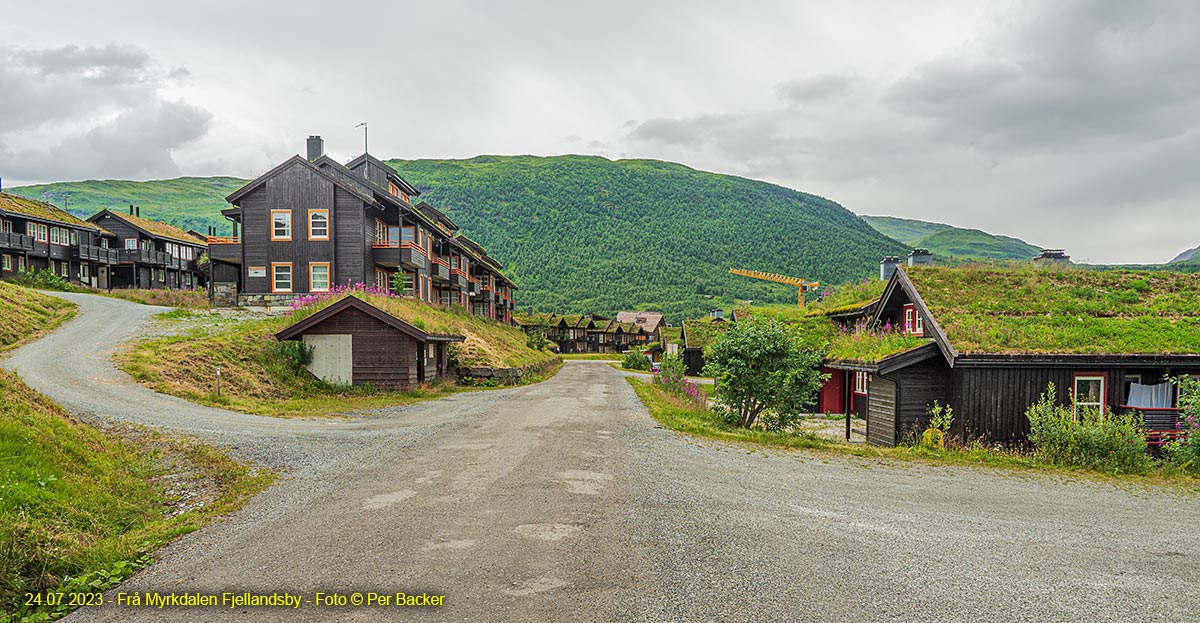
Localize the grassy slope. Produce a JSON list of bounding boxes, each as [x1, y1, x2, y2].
[[862, 215, 1042, 260], [860, 215, 952, 246], [119, 293, 560, 418], [8, 177, 246, 237], [0, 282, 76, 353]]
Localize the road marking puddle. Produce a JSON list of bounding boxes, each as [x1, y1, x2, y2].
[[362, 489, 417, 510], [502, 577, 569, 597], [513, 523, 581, 541], [422, 539, 476, 551], [557, 470, 613, 495]]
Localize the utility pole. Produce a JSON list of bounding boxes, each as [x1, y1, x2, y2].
[[355, 122, 368, 155]]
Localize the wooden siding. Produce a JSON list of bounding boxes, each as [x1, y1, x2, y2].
[[867, 375, 897, 447], [292, 306, 418, 389], [335, 187, 366, 286], [240, 162, 340, 294], [893, 359, 950, 441]]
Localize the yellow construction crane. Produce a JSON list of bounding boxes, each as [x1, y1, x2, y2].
[[729, 268, 820, 308]]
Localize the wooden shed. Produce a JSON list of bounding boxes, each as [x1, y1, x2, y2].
[[275, 296, 463, 390]]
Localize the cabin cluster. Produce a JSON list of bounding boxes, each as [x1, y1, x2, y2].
[[735, 260, 1200, 447], [207, 136, 516, 323], [515, 311, 663, 354], [0, 193, 207, 290]]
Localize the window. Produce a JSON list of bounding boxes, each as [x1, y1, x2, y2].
[[0, 219, 10, 233], [125, 238, 138, 250], [271, 210, 292, 241], [388, 181, 400, 197], [308, 210, 330, 240], [18, 256, 26, 271], [49, 227, 59, 245], [70, 231, 78, 246], [272, 263, 293, 293], [26, 222, 35, 237], [2, 255, 10, 271], [402, 272, 416, 297], [81, 264, 89, 281], [375, 268, 390, 292], [100, 238, 109, 249], [309, 263, 330, 292], [854, 371, 868, 395], [1073, 373, 1107, 418], [60, 262, 69, 277], [902, 304, 924, 336], [375, 219, 385, 244], [401, 226, 415, 243], [156, 269, 165, 282], [38, 224, 47, 243], [400, 191, 410, 204]]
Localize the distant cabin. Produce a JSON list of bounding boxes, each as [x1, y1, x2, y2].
[[275, 296, 463, 390]]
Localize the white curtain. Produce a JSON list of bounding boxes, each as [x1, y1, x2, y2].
[[1126, 383, 1175, 409]]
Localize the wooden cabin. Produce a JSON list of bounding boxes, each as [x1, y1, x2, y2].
[[820, 266, 1200, 446], [615, 311, 664, 343], [275, 296, 463, 389], [0, 192, 119, 288], [87, 208, 207, 290], [680, 317, 729, 376], [211, 135, 516, 322]]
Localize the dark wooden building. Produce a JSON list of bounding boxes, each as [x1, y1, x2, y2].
[[823, 266, 1200, 446], [87, 208, 207, 290], [680, 317, 728, 376], [275, 295, 463, 389], [0, 192, 119, 288]]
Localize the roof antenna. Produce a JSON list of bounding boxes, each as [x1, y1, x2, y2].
[[355, 121, 368, 155]]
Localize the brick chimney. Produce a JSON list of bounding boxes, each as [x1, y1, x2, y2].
[[307, 135, 324, 161]]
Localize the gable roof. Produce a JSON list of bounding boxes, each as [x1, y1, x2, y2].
[[0, 192, 104, 232], [345, 153, 421, 197], [884, 265, 1200, 359], [226, 155, 378, 206], [682, 317, 729, 350], [615, 311, 664, 333], [275, 296, 464, 343], [88, 209, 204, 246]]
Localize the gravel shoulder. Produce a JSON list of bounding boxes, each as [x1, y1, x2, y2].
[[5, 292, 1197, 622]]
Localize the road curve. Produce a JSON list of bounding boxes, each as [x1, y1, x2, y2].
[[5, 293, 1198, 622]]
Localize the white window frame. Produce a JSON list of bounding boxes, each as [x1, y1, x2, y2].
[[2, 254, 10, 271], [1073, 373, 1106, 418], [271, 210, 292, 241], [272, 263, 293, 293], [124, 238, 138, 250], [854, 371, 868, 395], [308, 210, 330, 240], [80, 263, 89, 281], [309, 262, 331, 293], [0, 219, 10, 233]]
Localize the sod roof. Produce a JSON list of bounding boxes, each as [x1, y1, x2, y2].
[[682, 317, 730, 349], [904, 265, 1200, 355], [734, 307, 931, 364], [0, 192, 103, 231], [95, 210, 202, 246]]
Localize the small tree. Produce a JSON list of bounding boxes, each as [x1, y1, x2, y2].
[[622, 350, 651, 370], [702, 318, 827, 430]]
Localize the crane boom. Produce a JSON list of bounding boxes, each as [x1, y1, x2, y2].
[[729, 268, 820, 308]]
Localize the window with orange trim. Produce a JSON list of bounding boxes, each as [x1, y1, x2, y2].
[[271, 263, 292, 293], [271, 210, 292, 241], [308, 210, 329, 240]]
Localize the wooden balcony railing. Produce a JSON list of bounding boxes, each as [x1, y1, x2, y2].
[[371, 240, 426, 255], [207, 236, 241, 244]]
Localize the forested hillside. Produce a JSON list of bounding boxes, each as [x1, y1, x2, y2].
[[9, 177, 244, 236], [862, 215, 1042, 260], [386, 155, 906, 319], [11, 157, 908, 319]]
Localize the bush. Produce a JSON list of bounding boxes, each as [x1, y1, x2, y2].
[[703, 318, 827, 430], [1025, 382, 1152, 474], [622, 350, 651, 371], [525, 328, 551, 352], [652, 353, 702, 402], [1163, 376, 1200, 472], [268, 340, 314, 372], [920, 401, 954, 448], [6, 268, 77, 292]]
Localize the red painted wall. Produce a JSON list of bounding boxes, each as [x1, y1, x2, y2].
[[818, 365, 844, 414]]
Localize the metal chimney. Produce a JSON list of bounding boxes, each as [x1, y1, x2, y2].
[[129, 204, 134, 215], [135, 206, 140, 218], [307, 135, 324, 161], [880, 256, 901, 281]]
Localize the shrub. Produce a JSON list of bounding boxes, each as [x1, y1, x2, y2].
[[703, 318, 827, 429], [622, 350, 651, 371], [525, 328, 551, 352], [651, 353, 701, 402], [920, 401, 954, 448], [1025, 382, 1152, 474], [268, 340, 314, 372], [6, 268, 77, 292], [1163, 376, 1200, 472]]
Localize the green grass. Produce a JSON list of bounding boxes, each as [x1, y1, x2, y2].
[[118, 294, 561, 418], [861, 215, 1041, 260], [627, 378, 1200, 489], [0, 369, 272, 620], [0, 282, 76, 353], [908, 265, 1200, 354], [860, 215, 953, 247], [94, 288, 209, 309]]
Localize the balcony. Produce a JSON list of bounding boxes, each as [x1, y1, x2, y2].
[[372, 241, 428, 270], [0, 230, 36, 253], [207, 237, 241, 263], [449, 269, 468, 289], [430, 257, 450, 281], [73, 244, 119, 264], [118, 249, 171, 265]]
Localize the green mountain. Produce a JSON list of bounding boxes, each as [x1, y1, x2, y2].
[[1170, 244, 1200, 264], [9, 177, 246, 236], [861, 215, 1042, 260], [386, 156, 907, 319], [10, 156, 908, 319]]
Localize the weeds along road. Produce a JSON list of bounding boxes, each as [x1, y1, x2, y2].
[[6, 292, 1199, 623]]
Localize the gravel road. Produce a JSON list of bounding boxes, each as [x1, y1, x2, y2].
[[5, 292, 1198, 622]]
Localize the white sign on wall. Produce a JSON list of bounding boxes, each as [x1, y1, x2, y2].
[[247, 266, 267, 278]]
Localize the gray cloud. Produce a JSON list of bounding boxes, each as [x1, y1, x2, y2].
[[776, 75, 855, 105], [0, 43, 210, 182]]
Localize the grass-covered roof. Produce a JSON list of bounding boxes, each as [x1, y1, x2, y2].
[[905, 265, 1200, 355], [682, 317, 730, 349], [734, 306, 930, 364], [0, 192, 102, 231], [100, 210, 202, 245]]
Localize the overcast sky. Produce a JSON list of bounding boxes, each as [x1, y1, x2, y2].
[[1, 1, 1197, 263]]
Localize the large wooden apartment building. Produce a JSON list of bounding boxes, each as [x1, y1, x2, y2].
[[0, 192, 117, 287], [88, 207, 207, 290], [208, 136, 516, 322]]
